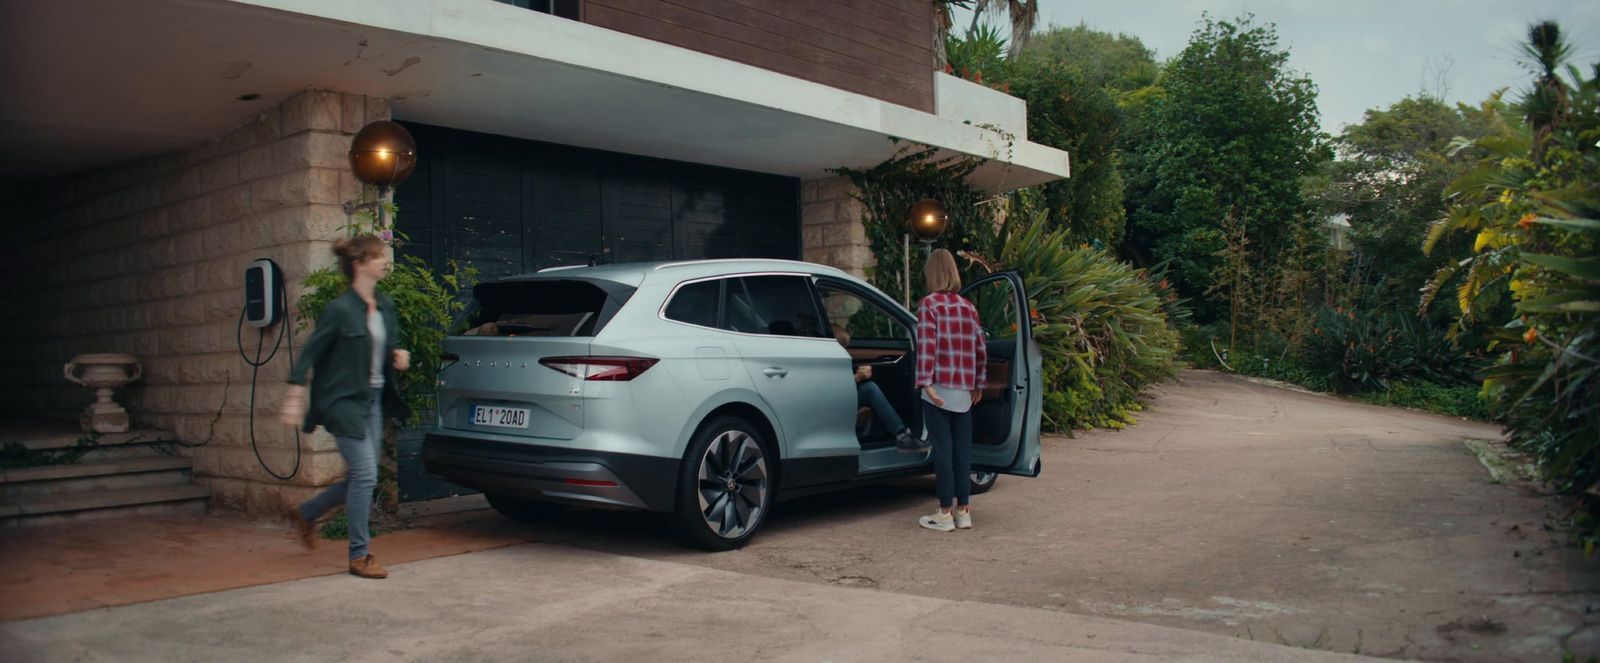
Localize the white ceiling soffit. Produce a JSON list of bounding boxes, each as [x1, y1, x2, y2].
[[0, 0, 1069, 191]]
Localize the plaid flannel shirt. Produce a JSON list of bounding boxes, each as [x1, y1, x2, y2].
[[914, 291, 987, 390]]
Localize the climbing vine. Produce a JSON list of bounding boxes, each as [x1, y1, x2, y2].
[[829, 144, 999, 305]]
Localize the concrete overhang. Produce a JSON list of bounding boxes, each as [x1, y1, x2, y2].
[[0, 0, 1069, 191]]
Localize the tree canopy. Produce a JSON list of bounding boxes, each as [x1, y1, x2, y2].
[[1122, 16, 1325, 317], [1312, 97, 1494, 307]]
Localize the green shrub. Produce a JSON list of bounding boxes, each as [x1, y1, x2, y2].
[[1354, 380, 1490, 420], [1298, 306, 1477, 394], [1422, 22, 1600, 494], [977, 214, 1181, 429], [1182, 325, 1333, 392], [1300, 307, 1412, 393]]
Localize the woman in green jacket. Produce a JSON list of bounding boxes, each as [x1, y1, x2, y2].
[[280, 235, 411, 579]]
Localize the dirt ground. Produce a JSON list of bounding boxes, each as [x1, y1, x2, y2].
[[507, 370, 1600, 662]]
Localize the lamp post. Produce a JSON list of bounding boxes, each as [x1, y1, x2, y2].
[[343, 120, 418, 233], [903, 198, 948, 306]]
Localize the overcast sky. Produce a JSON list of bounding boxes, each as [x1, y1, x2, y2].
[[954, 0, 1600, 135]]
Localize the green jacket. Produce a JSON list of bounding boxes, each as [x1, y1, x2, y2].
[[289, 289, 409, 438]]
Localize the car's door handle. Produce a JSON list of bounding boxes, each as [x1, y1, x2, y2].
[[762, 367, 788, 378]]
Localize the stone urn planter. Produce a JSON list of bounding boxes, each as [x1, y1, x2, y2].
[[64, 353, 142, 434]]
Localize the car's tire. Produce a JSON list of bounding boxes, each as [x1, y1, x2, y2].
[[673, 415, 773, 551], [969, 471, 999, 494], [485, 492, 545, 523]]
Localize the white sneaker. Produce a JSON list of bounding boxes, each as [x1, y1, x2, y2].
[[954, 508, 972, 530], [919, 511, 955, 532]]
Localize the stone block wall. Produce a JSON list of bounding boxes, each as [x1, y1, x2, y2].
[[0, 90, 388, 515], [800, 176, 873, 279]]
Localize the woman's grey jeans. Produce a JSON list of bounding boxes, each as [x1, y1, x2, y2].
[[297, 388, 381, 561]]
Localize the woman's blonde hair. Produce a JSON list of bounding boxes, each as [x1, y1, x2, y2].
[[923, 248, 961, 293], [332, 235, 387, 281]]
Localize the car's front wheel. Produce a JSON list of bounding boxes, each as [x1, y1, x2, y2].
[[674, 416, 772, 551]]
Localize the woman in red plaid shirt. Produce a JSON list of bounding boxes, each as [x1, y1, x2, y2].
[[913, 249, 986, 532]]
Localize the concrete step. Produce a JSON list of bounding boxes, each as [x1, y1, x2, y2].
[[1, 457, 194, 500], [0, 484, 211, 529], [10, 428, 178, 452], [75, 444, 171, 462]]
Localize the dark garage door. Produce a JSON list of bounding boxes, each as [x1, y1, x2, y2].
[[391, 122, 802, 502], [394, 123, 799, 281]]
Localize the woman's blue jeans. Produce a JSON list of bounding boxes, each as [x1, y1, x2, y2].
[[297, 388, 381, 561], [925, 405, 972, 508]]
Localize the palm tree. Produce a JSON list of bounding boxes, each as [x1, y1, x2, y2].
[[933, 1, 975, 69], [1522, 21, 1571, 165], [940, 0, 1039, 66], [1004, 0, 1040, 59]]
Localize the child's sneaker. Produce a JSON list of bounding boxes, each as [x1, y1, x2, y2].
[[919, 511, 955, 532], [954, 508, 972, 529], [894, 429, 928, 453]]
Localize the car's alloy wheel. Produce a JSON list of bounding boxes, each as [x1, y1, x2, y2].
[[675, 415, 773, 551], [697, 429, 768, 539], [970, 470, 998, 494]]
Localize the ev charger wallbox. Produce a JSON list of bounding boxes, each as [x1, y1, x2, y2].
[[244, 258, 283, 328]]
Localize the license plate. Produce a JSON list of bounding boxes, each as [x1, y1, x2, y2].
[[473, 406, 529, 429]]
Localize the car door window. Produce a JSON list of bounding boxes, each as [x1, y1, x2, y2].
[[722, 276, 825, 338], [818, 286, 909, 341], [663, 279, 722, 328], [965, 277, 1019, 341]]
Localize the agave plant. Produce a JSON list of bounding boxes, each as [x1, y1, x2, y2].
[[968, 211, 1181, 430], [945, 22, 1010, 85], [968, 0, 1039, 59]]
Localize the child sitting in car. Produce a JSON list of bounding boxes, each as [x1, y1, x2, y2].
[[833, 325, 919, 452]]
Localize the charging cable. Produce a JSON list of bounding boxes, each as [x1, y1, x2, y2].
[[234, 260, 301, 481]]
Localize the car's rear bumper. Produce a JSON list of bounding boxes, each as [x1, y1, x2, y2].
[[422, 432, 678, 512]]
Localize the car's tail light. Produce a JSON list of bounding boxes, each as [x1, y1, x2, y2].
[[539, 356, 659, 381]]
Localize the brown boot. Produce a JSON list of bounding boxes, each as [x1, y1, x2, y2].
[[286, 505, 317, 550], [349, 555, 388, 579]]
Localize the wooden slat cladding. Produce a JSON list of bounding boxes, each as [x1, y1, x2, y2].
[[583, 0, 935, 112]]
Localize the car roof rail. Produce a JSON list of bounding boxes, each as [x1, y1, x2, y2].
[[652, 258, 823, 271]]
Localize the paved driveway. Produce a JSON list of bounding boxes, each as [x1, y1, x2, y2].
[[5, 370, 1594, 662], [507, 370, 1600, 661], [1, 543, 1370, 662]]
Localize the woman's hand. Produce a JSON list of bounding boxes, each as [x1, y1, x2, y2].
[[924, 386, 945, 407], [393, 349, 411, 372], [970, 389, 983, 406], [280, 385, 307, 427], [854, 365, 872, 383]]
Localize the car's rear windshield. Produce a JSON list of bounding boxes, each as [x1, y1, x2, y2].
[[462, 279, 634, 338]]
